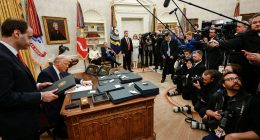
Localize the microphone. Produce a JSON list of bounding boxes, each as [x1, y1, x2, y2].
[[169, 8, 178, 15], [163, 0, 170, 7]]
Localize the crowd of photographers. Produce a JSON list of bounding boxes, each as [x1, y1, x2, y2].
[[138, 13, 260, 140]]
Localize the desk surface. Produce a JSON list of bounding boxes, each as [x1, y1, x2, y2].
[[61, 93, 155, 117]]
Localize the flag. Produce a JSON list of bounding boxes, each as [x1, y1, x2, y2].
[[110, 2, 121, 54], [153, 6, 158, 32], [180, 7, 187, 33], [234, 0, 240, 17], [26, 0, 48, 66], [76, 1, 88, 59]]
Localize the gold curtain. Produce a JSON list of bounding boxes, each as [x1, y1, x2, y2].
[[0, 0, 37, 80]]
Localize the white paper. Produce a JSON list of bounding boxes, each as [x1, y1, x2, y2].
[[114, 85, 121, 88], [71, 84, 92, 93]]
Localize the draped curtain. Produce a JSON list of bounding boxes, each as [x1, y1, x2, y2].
[[0, 0, 37, 80]]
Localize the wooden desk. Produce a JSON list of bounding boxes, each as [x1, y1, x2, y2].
[[61, 94, 156, 140]]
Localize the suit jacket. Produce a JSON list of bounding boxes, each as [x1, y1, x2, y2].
[[0, 42, 41, 138], [188, 61, 206, 78], [120, 37, 133, 54], [37, 65, 80, 122], [101, 47, 114, 57], [160, 39, 179, 60]]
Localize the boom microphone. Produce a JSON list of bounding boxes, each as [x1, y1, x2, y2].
[[163, 0, 171, 7], [169, 8, 178, 14]]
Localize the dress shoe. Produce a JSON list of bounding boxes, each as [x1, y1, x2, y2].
[[117, 63, 121, 66], [161, 79, 165, 83], [129, 70, 134, 72]]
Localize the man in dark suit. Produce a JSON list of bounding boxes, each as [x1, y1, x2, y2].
[[120, 30, 133, 72], [0, 19, 58, 140], [37, 55, 92, 138], [160, 32, 179, 83], [183, 50, 206, 104], [101, 42, 121, 68]]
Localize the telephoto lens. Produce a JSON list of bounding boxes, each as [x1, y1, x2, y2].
[[173, 105, 191, 114], [191, 120, 207, 130]]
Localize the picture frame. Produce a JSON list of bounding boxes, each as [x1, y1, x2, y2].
[[42, 16, 70, 44]]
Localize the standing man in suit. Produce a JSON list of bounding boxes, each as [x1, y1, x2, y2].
[[37, 55, 92, 139], [0, 19, 58, 140], [121, 30, 133, 72], [160, 32, 179, 83]]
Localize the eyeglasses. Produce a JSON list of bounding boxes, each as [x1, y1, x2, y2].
[[209, 32, 215, 33], [224, 77, 241, 82]]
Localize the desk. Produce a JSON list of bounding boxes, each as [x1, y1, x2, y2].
[[61, 94, 156, 140]]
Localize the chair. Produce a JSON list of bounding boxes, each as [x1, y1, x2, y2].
[[97, 65, 111, 76]]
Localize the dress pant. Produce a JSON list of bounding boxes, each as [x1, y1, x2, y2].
[[123, 51, 132, 70], [162, 57, 175, 79]]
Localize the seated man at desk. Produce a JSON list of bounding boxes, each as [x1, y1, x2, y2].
[[101, 42, 121, 68], [37, 55, 91, 138]]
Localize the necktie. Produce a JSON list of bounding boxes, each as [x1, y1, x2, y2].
[[126, 38, 130, 50], [59, 73, 64, 79], [167, 41, 170, 56], [17, 52, 26, 66]]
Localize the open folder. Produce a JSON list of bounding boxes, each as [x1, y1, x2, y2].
[[40, 74, 76, 94]]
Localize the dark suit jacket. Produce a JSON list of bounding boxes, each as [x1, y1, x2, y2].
[[188, 61, 206, 78], [101, 47, 114, 57], [37, 65, 80, 122], [0, 43, 41, 138], [160, 39, 179, 60], [120, 37, 133, 54]]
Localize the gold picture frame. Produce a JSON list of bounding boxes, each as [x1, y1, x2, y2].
[[42, 16, 70, 44]]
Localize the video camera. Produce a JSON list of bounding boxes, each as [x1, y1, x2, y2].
[[200, 19, 237, 40]]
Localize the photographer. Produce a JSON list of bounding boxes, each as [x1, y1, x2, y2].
[[173, 48, 192, 94], [154, 31, 164, 70], [160, 32, 179, 83], [203, 72, 260, 140], [182, 50, 206, 102], [144, 34, 153, 66], [193, 70, 221, 118], [206, 27, 224, 70], [208, 13, 260, 95]]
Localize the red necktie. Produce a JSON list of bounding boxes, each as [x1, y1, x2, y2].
[[17, 52, 26, 66], [126, 38, 130, 50]]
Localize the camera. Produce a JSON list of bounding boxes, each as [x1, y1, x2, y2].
[[173, 105, 191, 114], [191, 75, 202, 83], [191, 120, 208, 130], [218, 110, 233, 128]]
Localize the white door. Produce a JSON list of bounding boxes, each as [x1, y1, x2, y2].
[[121, 18, 143, 39]]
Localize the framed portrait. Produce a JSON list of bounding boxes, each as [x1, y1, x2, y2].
[[42, 16, 70, 44]]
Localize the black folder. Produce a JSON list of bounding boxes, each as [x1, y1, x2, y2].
[[40, 75, 76, 94], [71, 89, 98, 100], [98, 75, 120, 81], [108, 88, 140, 104], [119, 73, 142, 84], [99, 79, 120, 86], [97, 83, 124, 93], [134, 81, 159, 97]]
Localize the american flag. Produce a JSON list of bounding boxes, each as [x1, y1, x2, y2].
[[234, 0, 240, 17]]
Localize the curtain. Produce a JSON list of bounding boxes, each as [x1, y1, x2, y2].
[[0, 0, 37, 80]]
